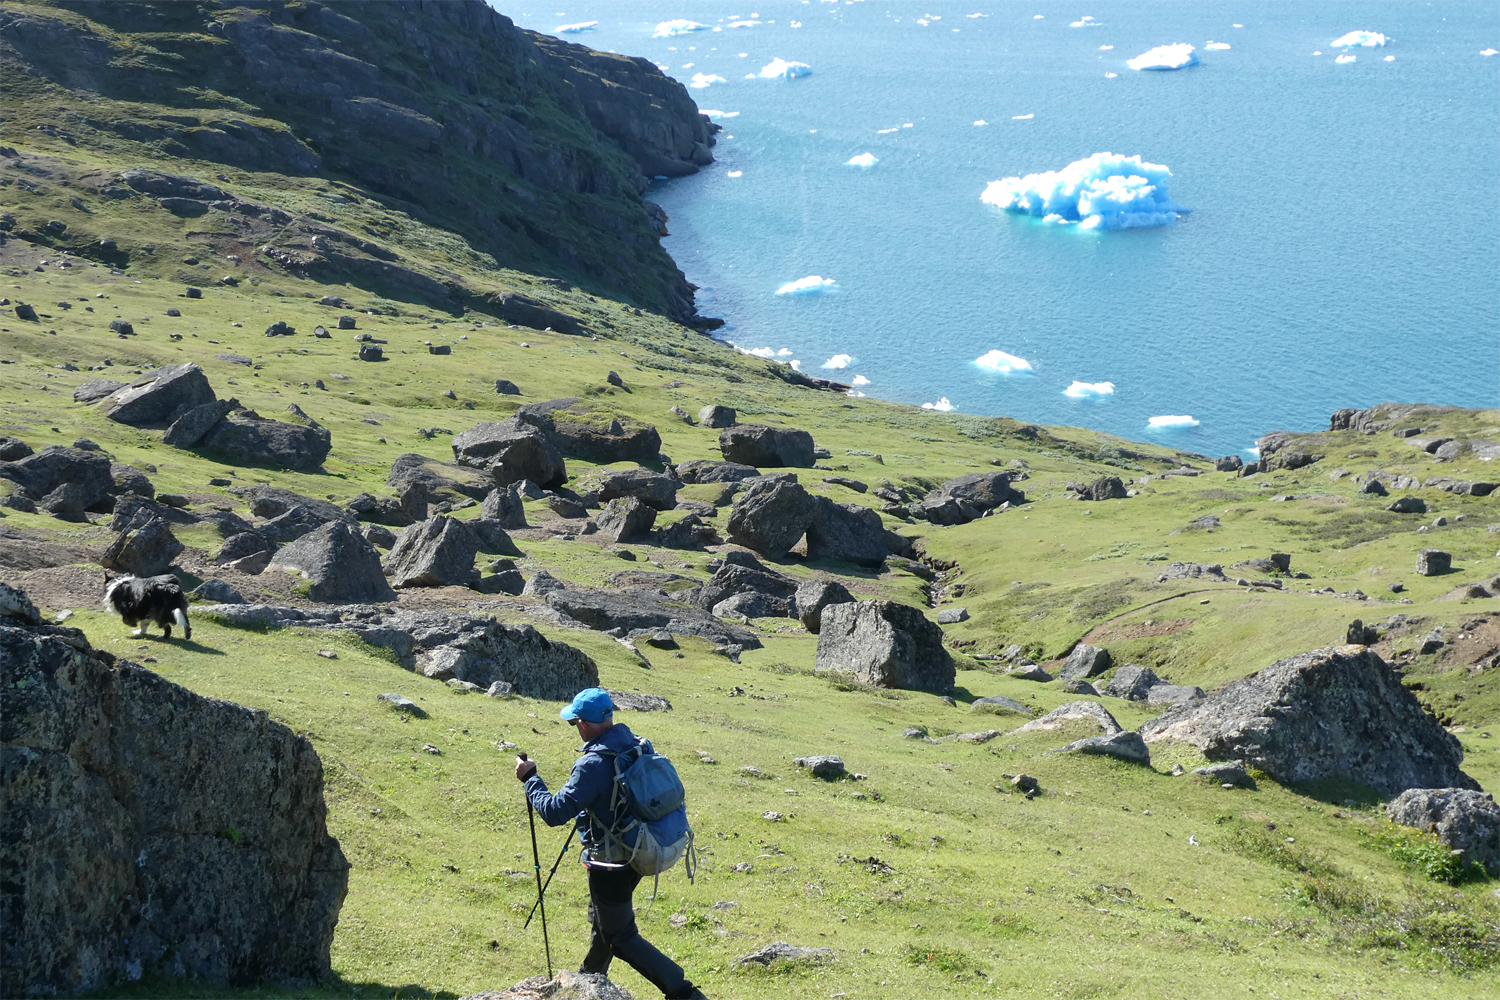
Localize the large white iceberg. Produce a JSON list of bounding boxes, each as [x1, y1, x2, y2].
[[1128, 43, 1199, 71], [1331, 30, 1387, 48], [975, 350, 1033, 374], [654, 19, 709, 38], [760, 57, 813, 79], [689, 73, 726, 89], [982, 152, 1187, 230], [1064, 380, 1114, 398], [556, 21, 597, 34], [921, 397, 955, 412], [822, 353, 853, 369], [1147, 414, 1199, 428], [775, 275, 836, 295], [846, 152, 879, 168]]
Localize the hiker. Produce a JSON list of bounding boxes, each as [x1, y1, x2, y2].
[[516, 688, 707, 1000]]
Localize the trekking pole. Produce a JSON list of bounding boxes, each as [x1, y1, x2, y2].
[[519, 753, 553, 979], [525, 825, 576, 930]]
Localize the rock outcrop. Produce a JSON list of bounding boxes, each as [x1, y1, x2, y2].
[[267, 521, 396, 603], [1, 584, 348, 995], [595, 497, 656, 543], [815, 600, 953, 692], [196, 404, 332, 471], [0, 445, 114, 520], [919, 472, 1023, 526], [100, 514, 184, 577], [674, 459, 759, 484], [451, 419, 567, 488], [725, 478, 888, 566], [384, 516, 478, 588], [99, 363, 216, 427], [719, 424, 815, 468], [516, 399, 661, 465], [1142, 645, 1479, 794], [575, 467, 677, 510], [795, 578, 855, 634]]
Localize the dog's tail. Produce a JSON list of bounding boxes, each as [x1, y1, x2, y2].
[[173, 604, 191, 641]]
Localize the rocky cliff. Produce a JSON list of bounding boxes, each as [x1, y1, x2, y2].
[[0, 584, 349, 996], [0, 0, 716, 321]]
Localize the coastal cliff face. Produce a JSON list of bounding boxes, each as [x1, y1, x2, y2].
[[0, 0, 715, 320]]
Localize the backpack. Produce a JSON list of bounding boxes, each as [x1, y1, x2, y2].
[[596, 738, 697, 884]]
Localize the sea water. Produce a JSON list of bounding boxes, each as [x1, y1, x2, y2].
[[498, 1, 1499, 457]]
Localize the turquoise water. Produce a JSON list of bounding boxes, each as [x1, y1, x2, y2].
[[500, 2, 1500, 456]]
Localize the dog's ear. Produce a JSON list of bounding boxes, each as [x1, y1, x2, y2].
[[102, 570, 112, 584]]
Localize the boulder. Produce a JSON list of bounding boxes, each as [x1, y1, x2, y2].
[[1234, 553, 1292, 575], [547, 495, 588, 519], [970, 695, 1032, 716], [73, 379, 125, 404], [576, 467, 678, 511], [268, 521, 396, 603], [384, 516, 478, 588], [474, 569, 525, 595], [488, 290, 586, 335], [1061, 679, 1099, 696], [0, 445, 114, 521], [198, 404, 331, 471], [357, 343, 382, 362], [698, 405, 736, 428], [362, 524, 398, 549], [795, 578, 855, 634], [545, 588, 763, 648], [0, 435, 33, 461], [1145, 683, 1205, 707], [1192, 762, 1253, 787], [344, 492, 414, 528], [1103, 663, 1161, 701], [718, 424, 815, 468], [937, 607, 969, 625], [1154, 562, 1227, 583], [1074, 476, 1128, 501], [217, 531, 273, 566], [1387, 496, 1427, 514], [522, 569, 567, 597], [191, 579, 245, 604], [1054, 731, 1151, 764], [815, 600, 954, 692], [100, 516, 184, 577], [698, 562, 797, 613], [246, 486, 352, 526], [1357, 478, 1389, 496], [1058, 644, 1112, 681], [674, 459, 760, 484], [481, 485, 528, 528], [100, 363, 217, 427], [494, 379, 521, 395], [467, 519, 523, 556], [1385, 788, 1500, 875], [1141, 645, 1479, 794], [653, 512, 718, 549], [1006, 664, 1053, 682], [713, 591, 790, 619], [1415, 549, 1451, 576], [920, 472, 1022, 525], [516, 399, 661, 465], [162, 398, 238, 449], [1012, 701, 1123, 736], [388, 452, 494, 506], [108, 462, 155, 501], [0, 596, 348, 993], [594, 497, 655, 543], [451, 419, 566, 488], [726, 478, 819, 558], [793, 755, 846, 780], [806, 498, 888, 567], [1215, 455, 1244, 472]]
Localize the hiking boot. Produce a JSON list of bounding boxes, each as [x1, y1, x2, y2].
[[668, 985, 708, 999]]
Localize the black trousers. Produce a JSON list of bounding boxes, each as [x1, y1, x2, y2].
[[580, 863, 687, 997]]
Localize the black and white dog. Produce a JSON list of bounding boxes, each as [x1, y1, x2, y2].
[[102, 572, 192, 641]]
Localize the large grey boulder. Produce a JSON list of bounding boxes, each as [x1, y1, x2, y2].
[[1104, 663, 1161, 701], [198, 404, 331, 471], [1, 594, 348, 993], [920, 472, 1023, 525], [713, 591, 790, 619], [1145, 683, 1205, 707], [806, 499, 888, 567], [719, 424, 815, 468], [108, 462, 155, 502], [451, 420, 566, 488], [697, 562, 797, 614], [100, 363, 217, 427], [467, 519, 523, 556], [0, 436, 32, 462], [1058, 644, 1112, 681], [795, 578, 855, 634], [1054, 731, 1151, 764], [1012, 701, 1124, 736], [100, 515, 184, 577], [1385, 788, 1500, 875], [388, 452, 494, 508], [481, 485, 527, 528], [1415, 549, 1451, 576], [545, 589, 763, 648], [726, 478, 819, 558], [384, 516, 478, 588], [576, 467, 678, 511], [596, 497, 657, 543], [815, 600, 954, 692], [698, 405, 736, 428], [246, 487, 352, 526], [515, 399, 661, 465], [653, 512, 718, 549], [1141, 645, 1480, 794], [72, 379, 125, 404], [674, 459, 760, 484], [1074, 475, 1127, 501], [162, 398, 237, 449], [0, 445, 114, 521], [268, 521, 396, 603], [522, 569, 568, 597], [344, 492, 414, 528]]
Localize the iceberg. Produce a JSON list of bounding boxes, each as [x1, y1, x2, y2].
[[1100, 45, 1114, 51], [1128, 43, 1198, 71], [1384, 55, 1395, 62], [1064, 380, 1114, 398], [556, 21, 597, 34], [982, 152, 1187, 230], [1070, 16, 1100, 27], [846, 152, 879, 168], [1331, 30, 1387, 48], [921, 397, 955, 412], [1012, 113, 1034, 120], [1483, 49, 1498, 57], [973, 119, 988, 126], [727, 170, 743, 178], [1104, 71, 1118, 78], [1335, 53, 1356, 64], [1204, 41, 1230, 50], [689, 73, 727, 89], [975, 350, 1033, 374], [775, 275, 837, 295], [1147, 415, 1199, 429], [760, 57, 813, 79], [700, 109, 740, 119], [654, 19, 709, 38], [822, 354, 853, 369], [852, 374, 871, 385]]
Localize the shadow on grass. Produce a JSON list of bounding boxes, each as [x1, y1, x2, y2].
[[81, 973, 461, 1000]]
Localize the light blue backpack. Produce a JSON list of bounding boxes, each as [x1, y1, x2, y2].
[[599, 738, 696, 883]]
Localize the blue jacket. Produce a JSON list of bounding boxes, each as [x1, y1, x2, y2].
[[523, 723, 640, 855]]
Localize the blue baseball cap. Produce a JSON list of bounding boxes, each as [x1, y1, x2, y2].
[[560, 687, 615, 723]]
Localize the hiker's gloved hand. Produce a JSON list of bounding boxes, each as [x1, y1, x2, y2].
[[515, 756, 537, 781]]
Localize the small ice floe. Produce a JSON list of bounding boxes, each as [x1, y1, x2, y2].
[[556, 21, 597, 34], [968, 12, 986, 18], [1335, 53, 1356, 64], [655, 19, 708, 38], [729, 20, 762, 28], [1071, 16, 1100, 28], [760, 57, 813, 78], [1104, 71, 1118, 78], [921, 397, 955, 411], [1128, 43, 1198, 71], [700, 109, 741, 119], [974, 119, 988, 126], [1484, 48, 1499, 57], [846, 152, 879, 168], [1204, 41, 1230, 50], [775, 275, 836, 295], [1035, 14, 1044, 19], [1331, 30, 1387, 48], [727, 170, 743, 177], [1064, 380, 1114, 398], [1100, 44, 1113, 51], [790, 20, 802, 28], [1012, 113, 1034, 120], [1148, 415, 1199, 429], [975, 349, 1033, 374], [852, 374, 871, 385], [822, 354, 853, 369], [983, 152, 1187, 230], [690, 73, 727, 89]]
